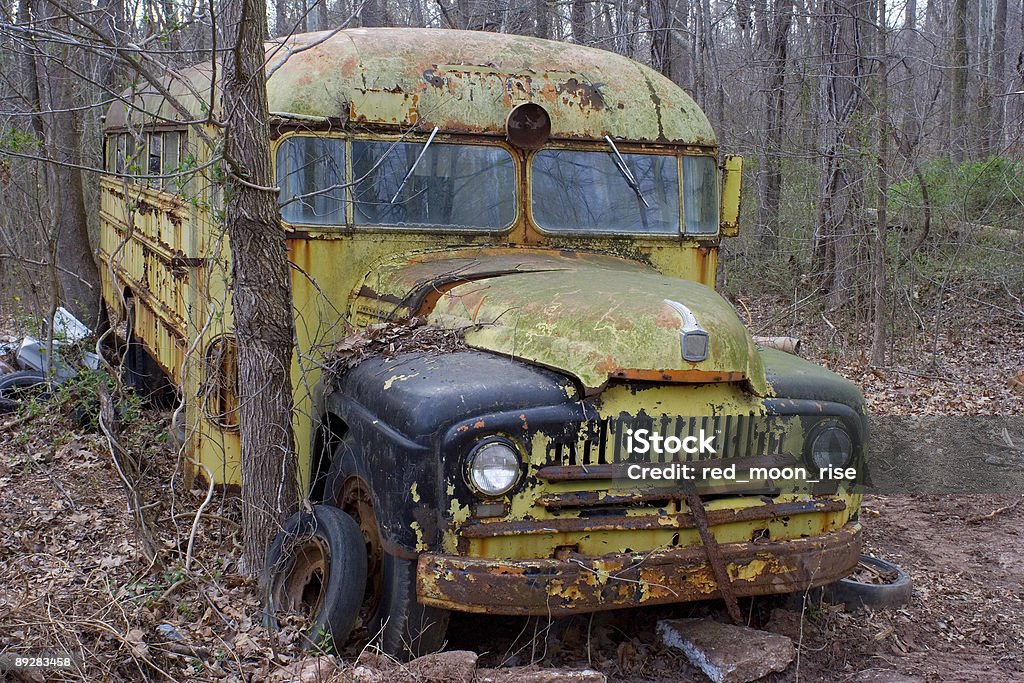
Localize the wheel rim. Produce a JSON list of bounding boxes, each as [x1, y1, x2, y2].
[[278, 536, 330, 620], [341, 479, 383, 622]]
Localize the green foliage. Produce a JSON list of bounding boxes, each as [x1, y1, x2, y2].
[[315, 625, 333, 655], [0, 130, 41, 153], [45, 366, 144, 431], [890, 155, 1024, 230]]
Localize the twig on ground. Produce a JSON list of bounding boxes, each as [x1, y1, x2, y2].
[[184, 458, 215, 571], [966, 496, 1024, 524]]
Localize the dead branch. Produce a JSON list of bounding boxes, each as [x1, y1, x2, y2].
[[966, 496, 1024, 525], [97, 379, 159, 563]]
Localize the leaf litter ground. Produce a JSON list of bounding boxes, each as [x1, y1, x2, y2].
[[1, 302, 1023, 682]]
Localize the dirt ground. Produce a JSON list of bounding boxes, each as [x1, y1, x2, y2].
[[1, 303, 1023, 682]]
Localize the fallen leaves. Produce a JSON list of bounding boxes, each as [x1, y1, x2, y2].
[[324, 317, 467, 384]]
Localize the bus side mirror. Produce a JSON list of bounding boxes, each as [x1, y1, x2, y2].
[[720, 155, 742, 237]]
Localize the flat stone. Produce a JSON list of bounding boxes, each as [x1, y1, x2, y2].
[[406, 649, 478, 683], [658, 618, 795, 683], [854, 671, 925, 683], [474, 665, 607, 683]]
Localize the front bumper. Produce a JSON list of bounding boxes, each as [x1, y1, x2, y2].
[[417, 522, 861, 615]]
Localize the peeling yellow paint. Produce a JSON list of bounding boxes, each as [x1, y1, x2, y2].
[[410, 520, 428, 552], [383, 372, 419, 390]]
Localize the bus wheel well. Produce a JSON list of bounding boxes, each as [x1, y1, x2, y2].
[[310, 412, 348, 503]]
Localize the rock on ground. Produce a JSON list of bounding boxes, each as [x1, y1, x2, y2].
[[658, 618, 795, 683], [475, 666, 607, 683], [853, 671, 925, 683], [407, 650, 479, 683], [268, 656, 340, 683]]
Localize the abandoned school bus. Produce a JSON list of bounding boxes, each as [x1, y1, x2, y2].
[[99, 28, 867, 655]]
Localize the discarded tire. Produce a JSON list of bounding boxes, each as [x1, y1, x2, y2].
[[0, 370, 50, 414], [824, 555, 912, 610], [263, 505, 368, 653]]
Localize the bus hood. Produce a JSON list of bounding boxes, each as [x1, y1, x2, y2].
[[356, 249, 768, 395]]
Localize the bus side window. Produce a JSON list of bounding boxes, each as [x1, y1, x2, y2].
[[123, 134, 139, 179], [148, 133, 162, 187], [116, 134, 127, 175], [162, 132, 180, 192], [105, 135, 115, 173]]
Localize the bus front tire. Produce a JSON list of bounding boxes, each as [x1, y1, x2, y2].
[[263, 504, 368, 653], [368, 552, 450, 659]]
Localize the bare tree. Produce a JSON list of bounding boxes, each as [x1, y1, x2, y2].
[[814, 0, 872, 309], [871, 0, 890, 365], [755, 0, 796, 249], [949, 0, 968, 160], [22, 0, 103, 329], [221, 0, 300, 574]]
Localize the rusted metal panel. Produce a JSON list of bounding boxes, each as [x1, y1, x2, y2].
[[351, 247, 767, 393], [417, 523, 861, 615], [264, 29, 714, 145], [720, 155, 743, 236], [458, 498, 847, 539], [105, 29, 716, 147]]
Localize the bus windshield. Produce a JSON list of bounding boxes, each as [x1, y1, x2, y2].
[[352, 140, 516, 230], [276, 136, 517, 229], [531, 150, 719, 235]]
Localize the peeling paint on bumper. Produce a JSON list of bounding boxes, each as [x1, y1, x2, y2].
[[417, 522, 861, 616]]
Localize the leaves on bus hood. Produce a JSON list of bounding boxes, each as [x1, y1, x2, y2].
[[325, 317, 465, 379]]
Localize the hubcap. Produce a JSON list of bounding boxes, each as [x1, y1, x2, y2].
[[279, 536, 329, 620]]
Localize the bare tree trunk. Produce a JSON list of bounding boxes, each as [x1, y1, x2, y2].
[[570, 0, 588, 44], [989, 0, 1008, 151], [905, 0, 916, 30], [871, 0, 890, 365], [949, 0, 968, 161], [649, 0, 672, 78], [94, 0, 123, 89], [361, 0, 381, 27], [977, 0, 994, 154], [37, 1, 102, 328], [756, 0, 795, 249], [17, 0, 44, 142], [534, 0, 549, 38], [274, 0, 287, 36], [310, 0, 327, 31], [222, 0, 299, 576], [814, 0, 871, 310], [671, 0, 692, 91], [409, 0, 425, 27], [613, 0, 630, 56]]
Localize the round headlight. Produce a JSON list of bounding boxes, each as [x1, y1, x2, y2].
[[808, 422, 853, 470], [467, 439, 521, 496]]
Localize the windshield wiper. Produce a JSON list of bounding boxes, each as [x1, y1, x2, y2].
[[604, 135, 650, 208], [390, 126, 440, 203]]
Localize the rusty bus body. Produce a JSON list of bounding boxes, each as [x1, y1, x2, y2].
[[99, 28, 864, 651]]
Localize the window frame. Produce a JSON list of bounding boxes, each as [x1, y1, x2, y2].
[[527, 142, 721, 239], [275, 131, 349, 226], [682, 154, 721, 236], [272, 131, 521, 234]]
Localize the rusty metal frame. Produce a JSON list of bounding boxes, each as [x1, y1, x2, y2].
[[418, 523, 861, 616]]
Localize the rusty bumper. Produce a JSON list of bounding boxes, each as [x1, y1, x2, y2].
[[417, 522, 861, 616]]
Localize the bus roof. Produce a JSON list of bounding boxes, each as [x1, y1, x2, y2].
[[104, 28, 715, 146]]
